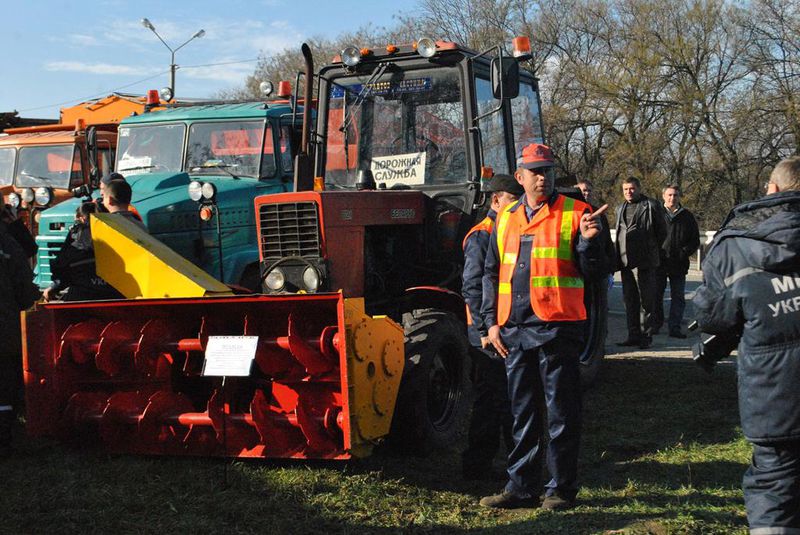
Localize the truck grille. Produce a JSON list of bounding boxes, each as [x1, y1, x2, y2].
[[259, 202, 321, 260]]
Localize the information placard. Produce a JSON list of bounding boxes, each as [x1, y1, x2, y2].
[[371, 151, 426, 186], [202, 336, 258, 377]]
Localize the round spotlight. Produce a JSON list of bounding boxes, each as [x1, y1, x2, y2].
[[341, 46, 362, 68], [34, 187, 52, 207], [188, 181, 203, 202], [416, 37, 437, 58], [7, 192, 21, 209], [259, 81, 274, 98], [264, 268, 285, 291], [20, 188, 35, 204], [201, 182, 216, 200], [302, 266, 321, 292], [159, 86, 173, 102]]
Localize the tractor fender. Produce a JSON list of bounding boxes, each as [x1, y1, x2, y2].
[[400, 286, 466, 325]]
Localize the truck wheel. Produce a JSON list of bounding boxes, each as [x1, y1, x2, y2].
[[390, 309, 470, 454], [580, 278, 608, 389]]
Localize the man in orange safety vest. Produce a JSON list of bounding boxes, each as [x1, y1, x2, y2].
[[479, 143, 607, 511]]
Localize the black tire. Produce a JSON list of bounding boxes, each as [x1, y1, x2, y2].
[[390, 309, 471, 454], [580, 277, 608, 389]]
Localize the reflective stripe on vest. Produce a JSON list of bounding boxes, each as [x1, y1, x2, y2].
[[463, 216, 495, 325], [495, 195, 588, 324]]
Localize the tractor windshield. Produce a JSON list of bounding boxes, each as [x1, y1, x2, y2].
[[186, 120, 270, 179], [116, 124, 185, 174], [16, 144, 81, 190], [325, 67, 467, 189], [0, 148, 15, 186]]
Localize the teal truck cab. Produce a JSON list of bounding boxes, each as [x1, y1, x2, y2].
[[35, 100, 302, 289]]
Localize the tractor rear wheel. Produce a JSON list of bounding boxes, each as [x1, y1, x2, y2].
[[390, 309, 470, 454]]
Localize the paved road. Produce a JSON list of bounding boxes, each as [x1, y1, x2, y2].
[[605, 271, 705, 360]]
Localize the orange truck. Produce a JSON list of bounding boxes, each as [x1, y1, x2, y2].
[[0, 93, 162, 233]]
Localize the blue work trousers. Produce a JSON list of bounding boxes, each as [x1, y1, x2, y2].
[[743, 441, 800, 533], [654, 267, 687, 333], [503, 335, 583, 500]]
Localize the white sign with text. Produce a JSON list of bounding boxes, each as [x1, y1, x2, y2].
[[371, 151, 426, 186], [202, 336, 258, 377]]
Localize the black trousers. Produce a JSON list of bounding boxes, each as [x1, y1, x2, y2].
[[462, 346, 513, 473], [743, 441, 800, 532], [620, 266, 658, 338]]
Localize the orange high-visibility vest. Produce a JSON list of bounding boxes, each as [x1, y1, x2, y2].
[[463, 216, 494, 326], [495, 194, 589, 324]]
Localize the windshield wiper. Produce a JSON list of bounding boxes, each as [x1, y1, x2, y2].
[[19, 172, 53, 182], [118, 165, 157, 172], [190, 163, 241, 179]]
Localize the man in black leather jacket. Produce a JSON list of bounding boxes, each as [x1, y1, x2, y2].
[[693, 156, 800, 532]]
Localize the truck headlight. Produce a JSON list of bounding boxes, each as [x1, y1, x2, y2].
[[35, 187, 53, 207], [201, 182, 216, 200], [416, 37, 437, 58], [8, 192, 21, 208], [188, 181, 203, 202], [21, 188, 35, 203], [341, 46, 362, 68], [302, 266, 321, 292], [264, 268, 285, 291]]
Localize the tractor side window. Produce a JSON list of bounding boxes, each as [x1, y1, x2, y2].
[[0, 148, 15, 186], [511, 81, 544, 156], [474, 77, 509, 174], [278, 125, 293, 176]]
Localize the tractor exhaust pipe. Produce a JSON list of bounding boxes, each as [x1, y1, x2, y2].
[[293, 43, 315, 192]]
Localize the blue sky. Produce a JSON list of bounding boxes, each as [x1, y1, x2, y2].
[[1, 0, 412, 120]]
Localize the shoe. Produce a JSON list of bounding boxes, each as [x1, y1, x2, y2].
[[541, 493, 576, 511], [616, 337, 641, 347], [479, 491, 538, 509], [669, 330, 687, 339], [639, 335, 652, 349]]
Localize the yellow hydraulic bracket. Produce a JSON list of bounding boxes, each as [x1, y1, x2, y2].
[[91, 213, 232, 299], [342, 298, 405, 457]]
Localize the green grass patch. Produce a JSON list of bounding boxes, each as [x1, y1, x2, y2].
[[0, 358, 749, 534]]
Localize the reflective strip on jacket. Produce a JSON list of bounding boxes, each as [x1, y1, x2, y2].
[[495, 194, 588, 324]]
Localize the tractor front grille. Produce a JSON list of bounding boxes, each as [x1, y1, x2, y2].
[[259, 201, 321, 260]]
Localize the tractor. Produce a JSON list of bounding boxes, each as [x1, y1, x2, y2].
[[22, 37, 607, 459]]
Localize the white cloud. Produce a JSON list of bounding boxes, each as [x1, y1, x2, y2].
[[44, 61, 152, 76], [67, 34, 100, 47]]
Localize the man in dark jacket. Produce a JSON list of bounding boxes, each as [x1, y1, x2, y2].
[[461, 174, 521, 480], [653, 185, 699, 338], [0, 213, 40, 452], [693, 155, 800, 532], [614, 177, 667, 349]]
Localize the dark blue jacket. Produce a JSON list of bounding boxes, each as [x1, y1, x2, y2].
[[462, 209, 495, 347], [694, 190, 800, 444]]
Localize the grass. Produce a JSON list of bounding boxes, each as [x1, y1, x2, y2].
[[0, 357, 749, 534]]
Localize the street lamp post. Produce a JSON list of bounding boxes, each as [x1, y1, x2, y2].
[[141, 18, 205, 100]]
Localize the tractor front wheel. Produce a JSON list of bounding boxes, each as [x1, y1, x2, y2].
[[390, 309, 470, 454]]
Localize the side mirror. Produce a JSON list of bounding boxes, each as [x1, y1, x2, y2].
[[86, 126, 99, 188], [491, 57, 520, 100]]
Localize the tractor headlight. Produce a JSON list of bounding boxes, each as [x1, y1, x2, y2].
[[341, 46, 362, 68], [8, 192, 21, 208], [416, 37, 437, 58], [201, 182, 216, 200], [188, 180, 203, 202], [264, 268, 285, 291], [34, 187, 52, 207], [302, 266, 321, 292], [21, 188, 35, 203]]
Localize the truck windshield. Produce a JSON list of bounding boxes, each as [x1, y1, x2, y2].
[[116, 124, 185, 174], [186, 120, 270, 178], [325, 67, 466, 189], [0, 148, 14, 186], [16, 144, 80, 189]]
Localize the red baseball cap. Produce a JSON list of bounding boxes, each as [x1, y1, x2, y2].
[[516, 143, 555, 170]]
